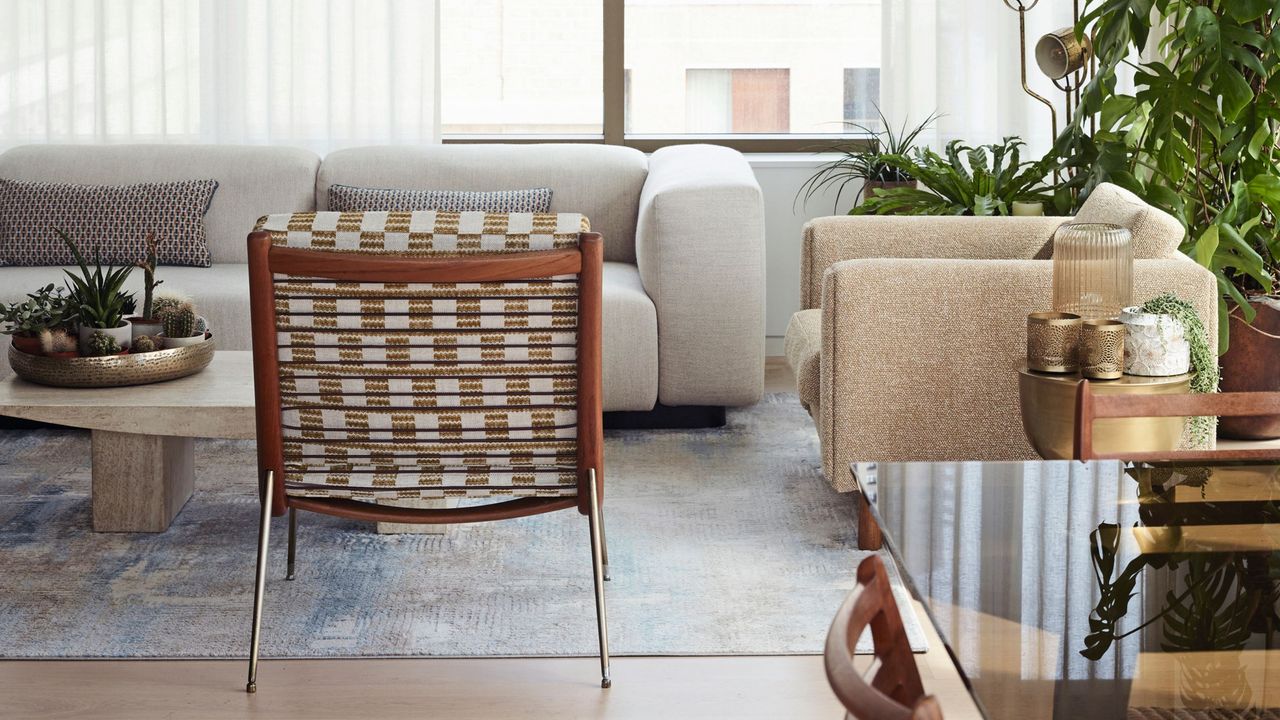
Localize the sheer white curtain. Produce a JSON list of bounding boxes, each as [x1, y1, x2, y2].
[[881, 0, 1095, 156], [0, 0, 439, 151]]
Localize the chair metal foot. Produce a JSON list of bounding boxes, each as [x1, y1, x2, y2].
[[587, 468, 612, 689], [246, 470, 275, 694], [285, 508, 297, 581]]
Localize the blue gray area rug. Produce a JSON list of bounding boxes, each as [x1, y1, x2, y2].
[[0, 393, 925, 658]]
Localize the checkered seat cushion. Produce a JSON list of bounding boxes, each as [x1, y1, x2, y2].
[[254, 211, 590, 501]]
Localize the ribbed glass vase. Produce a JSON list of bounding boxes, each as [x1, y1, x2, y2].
[[1051, 223, 1133, 319]]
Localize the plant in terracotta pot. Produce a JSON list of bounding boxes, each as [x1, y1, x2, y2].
[[0, 284, 77, 355], [38, 328, 79, 358], [128, 232, 166, 339], [57, 229, 135, 354], [797, 108, 938, 212], [1051, 0, 1280, 438]]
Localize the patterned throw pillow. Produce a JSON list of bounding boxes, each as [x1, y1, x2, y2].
[[0, 178, 218, 267], [327, 185, 552, 213]]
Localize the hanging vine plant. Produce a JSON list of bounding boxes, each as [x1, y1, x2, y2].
[[1139, 292, 1220, 446]]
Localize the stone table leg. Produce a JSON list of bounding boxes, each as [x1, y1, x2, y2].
[[91, 430, 194, 532]]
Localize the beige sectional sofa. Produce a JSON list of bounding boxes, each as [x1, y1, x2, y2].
[[786, 183, 1218, 489], [0, 143, 765, 414]]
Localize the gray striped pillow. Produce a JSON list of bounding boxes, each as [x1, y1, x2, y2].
[[327, 185, 552, 213]]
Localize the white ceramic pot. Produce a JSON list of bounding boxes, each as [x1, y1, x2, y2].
[[78, 322, 132, 354], [1118, 306, 1190, 376], [158, 332, 206, 349], [128, 317, 164, 339]]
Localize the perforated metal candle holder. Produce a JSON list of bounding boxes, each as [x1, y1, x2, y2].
[[1080, 319, 1125, 380], [1027, 312, 1081, 373]]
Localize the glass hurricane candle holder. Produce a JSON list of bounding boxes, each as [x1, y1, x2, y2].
[[1051, 222, 1133, 319]]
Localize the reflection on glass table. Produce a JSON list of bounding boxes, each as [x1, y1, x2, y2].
[[851, 460, 1280, 720]]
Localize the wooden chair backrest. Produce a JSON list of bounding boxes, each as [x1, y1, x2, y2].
[[246, 213, 603, 519], [1073, 381, 1280, 462], [824, 555, 942, 720]]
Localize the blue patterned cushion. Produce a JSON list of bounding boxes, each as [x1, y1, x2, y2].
[[327, 185, 552, 213], [0, 178, 218, 267]]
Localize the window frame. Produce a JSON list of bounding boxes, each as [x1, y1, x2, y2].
[[440, 0, 873, 153]]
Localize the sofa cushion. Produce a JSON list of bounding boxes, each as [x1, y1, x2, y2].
[[328, 185, 552, 213], [0, 178, 217, 267], [318, 145, 648, 263], [784, 309, 822, 415], [0, 145, 320, 265], [1070, 182, 1184, 259]]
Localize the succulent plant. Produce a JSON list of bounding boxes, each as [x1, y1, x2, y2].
[[0, 284, 77, 337], [163, 303, 197, 339], [86, 330, 121, 357], [151, 291, 190, 322], [131, 335, 158, 353], [38, 328, 77, 354], [134, 232, 165, 319], [58, 229, 134, 330]]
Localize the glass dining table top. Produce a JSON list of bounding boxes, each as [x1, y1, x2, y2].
[[851, 460, 1280, 720]]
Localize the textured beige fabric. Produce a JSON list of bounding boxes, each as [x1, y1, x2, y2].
[[317, 144, 648, 264], [1074, 182, 1184, 259], [813, 256, 1216, 490], [800, 215, 1065, 309], [636, 144, 765, 406], [0, 144, 320, 264], [784, 309, 822, 413]]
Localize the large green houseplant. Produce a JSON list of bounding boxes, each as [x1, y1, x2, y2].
[[1053, 0, 1280, 355], [1054, 0, 1280, 438]]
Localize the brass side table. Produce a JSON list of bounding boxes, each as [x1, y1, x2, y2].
[[1017, 365, 1192, 459]]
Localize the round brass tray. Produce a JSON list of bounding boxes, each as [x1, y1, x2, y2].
[[7, 334, 215, 388]]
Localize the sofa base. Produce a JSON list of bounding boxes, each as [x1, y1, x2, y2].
[[604, 404, 726, 430]]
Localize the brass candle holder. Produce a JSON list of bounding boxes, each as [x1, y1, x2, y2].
[[1027, 312, 1082, 373], [1080, 318, 1125, 380]]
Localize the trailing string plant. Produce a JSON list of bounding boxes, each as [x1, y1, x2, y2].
[[851, 137, 1056, 216], [1140, 293, 1220, 446], [797, 108, 940, 212], [134, 232, 164, 320], [1052, 0, 1280, 351], [57, 229, 134, 330]]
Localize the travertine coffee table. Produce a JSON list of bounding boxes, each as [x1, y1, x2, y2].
[[0, 351, 255, 532]]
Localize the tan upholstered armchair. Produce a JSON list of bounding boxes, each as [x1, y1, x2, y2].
[[785, 183, 1218, 491]]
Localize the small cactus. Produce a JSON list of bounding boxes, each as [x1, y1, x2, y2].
[[86, 331, 120, 357], [131, 335, 158, 353], [39, 328, 76, 354], [151, 292, 190, 321], [163, 303, 197, 338]]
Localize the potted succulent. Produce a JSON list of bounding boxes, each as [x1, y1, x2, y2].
[[57, 229, 135, 354], [85, 330, 127, 357], [158, 300, 205, 348], [128, 233, 166, 339], [130, 335, 160, 354], [38, 328, 79, 358], [1, 284, 77, 355]]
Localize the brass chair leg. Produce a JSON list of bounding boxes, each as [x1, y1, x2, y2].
[[587, 468, 612, 688], [598, 503, 611, 582], [246, 470, 275, 694], [285, 508, 297, 581]]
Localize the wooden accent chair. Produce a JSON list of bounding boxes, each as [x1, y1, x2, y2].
[[1074, 381, 1280, 462], [825, 555, 942, 720], [244, 211, 610, 692]]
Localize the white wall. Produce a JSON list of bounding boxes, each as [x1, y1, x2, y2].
[[746, 154, 857, 356]]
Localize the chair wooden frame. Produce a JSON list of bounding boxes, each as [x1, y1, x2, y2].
[[1074, 381, 1280, 462], [243, 229, 610, 692], [825, 555, 942, 720]]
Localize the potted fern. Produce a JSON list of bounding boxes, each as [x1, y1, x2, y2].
[[797, 109, 938, 212], [57, 229, 134, 355]]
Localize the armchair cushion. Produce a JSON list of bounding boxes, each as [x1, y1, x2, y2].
[[785, 308, 822, 414], [1071, 182, 1184, 259]]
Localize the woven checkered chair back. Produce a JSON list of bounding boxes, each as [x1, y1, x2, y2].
[[249, 211, 597, 505]]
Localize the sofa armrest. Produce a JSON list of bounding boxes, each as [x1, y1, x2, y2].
[[636, 144, 765, 406], [801, 215, 1068, 309], [816, 257, 1216, 488]]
